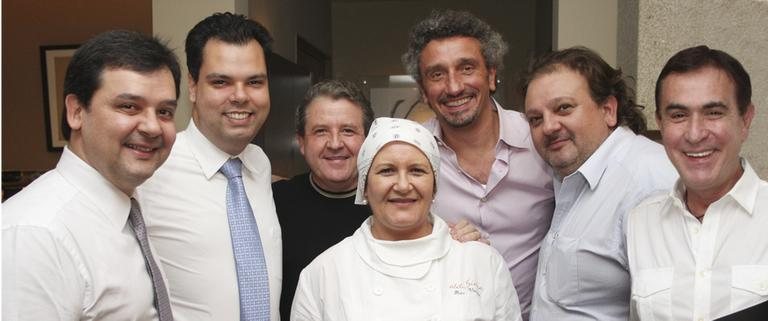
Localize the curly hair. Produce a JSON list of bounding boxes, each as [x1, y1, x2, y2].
[[402, 10, 508, 84], [520, 46, 647, 134]]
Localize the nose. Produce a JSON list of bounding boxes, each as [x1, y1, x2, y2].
[[541, 113, 562, 136], [445, 72, 464, 96], [393, 172, 412, 193], [138, 110, 162, 138], [684, 114, 709, 143], [230, 83, 248, 105], [327, 132, 343, 149]]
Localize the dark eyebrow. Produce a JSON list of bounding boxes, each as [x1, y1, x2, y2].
[[423, 64, 445, 75], [115, 93, 143, 101], [160, 99, 178, 108], [457, 57, 479, 66], [248, 73, 267, 81], [205, 73, 231, 81], [702, 101, 728, 109], [114, 93, 177, 108], [662, 103, 688, 113]]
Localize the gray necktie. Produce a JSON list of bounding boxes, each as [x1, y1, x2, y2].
[[129, 198, 174, 321], [219, 158, 270, 321]]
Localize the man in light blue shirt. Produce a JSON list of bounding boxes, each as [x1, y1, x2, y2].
[[521, 47, 678, 321]]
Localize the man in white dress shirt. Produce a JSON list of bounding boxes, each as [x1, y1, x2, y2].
[[3, 30, 181, 321], [628, 45, 765, 321], [522, 47, 677, 321], [137, 12, 281, 321]]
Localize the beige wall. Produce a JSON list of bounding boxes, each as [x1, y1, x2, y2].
[[631, 0, 768, 177], [2, 0, 152, 171], [555, 0, 618, 66]]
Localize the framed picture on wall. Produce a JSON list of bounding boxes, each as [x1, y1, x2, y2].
[[40, 45, 78, 151]]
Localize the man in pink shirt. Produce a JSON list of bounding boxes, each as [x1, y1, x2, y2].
[[402, 10, 555, 319]]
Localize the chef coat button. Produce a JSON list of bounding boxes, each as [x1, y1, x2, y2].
[[373, 287, 383, 296]]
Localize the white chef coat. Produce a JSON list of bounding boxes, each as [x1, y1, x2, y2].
[[292, 215, 522, 321]]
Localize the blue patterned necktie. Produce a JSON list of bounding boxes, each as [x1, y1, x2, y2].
[[219, 158, 270, 321]]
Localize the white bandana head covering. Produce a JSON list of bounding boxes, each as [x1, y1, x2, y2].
[[355, 117, 440, 204]]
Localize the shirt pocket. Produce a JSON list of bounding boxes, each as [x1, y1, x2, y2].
[[544, 235, 579, 305], [631, 267, 673, 321], [730, 265, 768, 313]]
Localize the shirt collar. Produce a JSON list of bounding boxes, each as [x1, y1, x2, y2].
[[352, 214, 450, 279], [57, 147, 132, 231], [565, 126, 633, 190], [720, 158, 760, 216], [495, 100, 532, 149], [668, 158, 760, 216], [184, 120, 263, 179]]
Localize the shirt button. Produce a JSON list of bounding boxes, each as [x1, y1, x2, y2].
[[691, 226, 700, 235], [426, 285, 436, 292], [480, 197, 488, 202], [373, 287, 383, 296]]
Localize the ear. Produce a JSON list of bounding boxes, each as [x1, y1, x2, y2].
[[297, 133, 307, 157], [187, 73, 198, 104], [65, 94, 85, 132], [602, 95, 619, 127], [741, 103, 756, 140], [488, 67, 498, 93]]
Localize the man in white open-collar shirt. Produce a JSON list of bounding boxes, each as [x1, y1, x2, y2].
[[628, 45, 766, 321], [137, 13, 281, 321], [522, 47, 677, 321], [3, 30, 181, 321]]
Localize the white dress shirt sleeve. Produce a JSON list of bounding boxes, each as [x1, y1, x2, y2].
[[3, 226, 86, 321]]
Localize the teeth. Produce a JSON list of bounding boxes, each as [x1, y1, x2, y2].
[[686, 150, 713, 158], [127, 144, 153, 152], [444, 97, 471, 107], [225, 112, 250, 120]]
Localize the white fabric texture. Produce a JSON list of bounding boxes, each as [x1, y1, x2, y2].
[[355, 117, 440, 204], [3, 148, 162, 321], [291, 215, 522, 321], [628, 159, 768, 321], [137, 120, 282, 321]]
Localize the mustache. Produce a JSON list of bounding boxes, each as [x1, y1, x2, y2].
[[438, 89, 478, 104], [543, 131, 572, 147], [124, 134, 166, 149]]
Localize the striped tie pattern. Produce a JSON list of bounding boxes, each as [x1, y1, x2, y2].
[[129, 198, 174, 321]]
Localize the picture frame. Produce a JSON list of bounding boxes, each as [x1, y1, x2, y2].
[[40, 45, 78, 151]]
